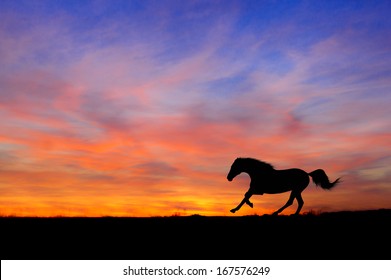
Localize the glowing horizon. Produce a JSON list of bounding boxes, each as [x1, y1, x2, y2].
[[0, 0, 390, 217]]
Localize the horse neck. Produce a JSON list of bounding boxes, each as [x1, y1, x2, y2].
[[241, 163, 258, 178], [241, 161, 273, 179]]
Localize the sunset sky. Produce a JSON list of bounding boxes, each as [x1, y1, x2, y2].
[[1, 0, 390, 217]]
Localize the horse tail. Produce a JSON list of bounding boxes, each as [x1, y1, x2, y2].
[[308, 169, 341, 190]]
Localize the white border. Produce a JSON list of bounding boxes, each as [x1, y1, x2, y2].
[[2, 260, 390, 280]]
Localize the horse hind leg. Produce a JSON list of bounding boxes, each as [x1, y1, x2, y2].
[[293, 193, 304, 215], [272, 191, 295, 216]]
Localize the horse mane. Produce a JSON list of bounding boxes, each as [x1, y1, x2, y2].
[[238, 157, 275, 171]]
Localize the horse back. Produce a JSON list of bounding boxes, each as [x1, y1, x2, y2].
[[251, 168, 310, 194], [278, 168, 309, 183]]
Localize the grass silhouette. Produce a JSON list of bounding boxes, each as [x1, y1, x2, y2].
[[1, 209, 389, 260]]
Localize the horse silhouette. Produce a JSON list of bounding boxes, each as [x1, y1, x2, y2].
[[227, 157, 341, 215]]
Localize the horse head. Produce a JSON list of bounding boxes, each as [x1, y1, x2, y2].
[[227, 158, 243, 181]]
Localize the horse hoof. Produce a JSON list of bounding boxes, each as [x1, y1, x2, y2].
[[230, 209, 236, 213]]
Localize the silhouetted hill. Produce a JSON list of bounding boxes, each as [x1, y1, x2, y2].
[[1, 209, 390, 260]]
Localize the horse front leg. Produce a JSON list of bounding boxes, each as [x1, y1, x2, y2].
[[230, 191, 253, 213]]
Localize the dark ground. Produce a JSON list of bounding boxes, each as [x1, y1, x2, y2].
[[1, 209, 390, 260]]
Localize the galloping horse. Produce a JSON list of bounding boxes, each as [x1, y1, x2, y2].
[[227, 157, 341, 215]]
